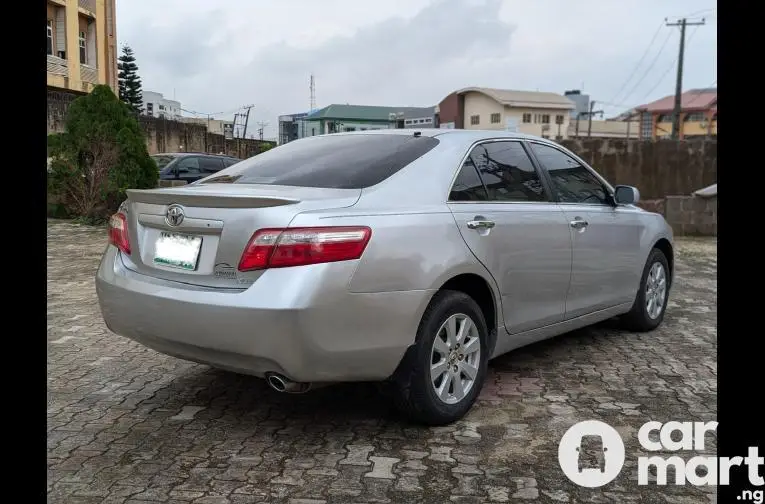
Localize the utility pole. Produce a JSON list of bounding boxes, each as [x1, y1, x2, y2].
[[241, 106, 252, 139], [256, 121, 268, 141], [666, 17, 706, 139], [587, 101, 595, 138]]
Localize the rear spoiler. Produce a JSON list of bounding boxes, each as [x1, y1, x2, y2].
[[126, 188, 299, 209]]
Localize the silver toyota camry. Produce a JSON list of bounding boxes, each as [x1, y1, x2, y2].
[[96, 129, 673, 425]]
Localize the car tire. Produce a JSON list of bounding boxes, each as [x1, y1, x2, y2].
[[621, 248, 670, 332], [390, 290, 489, 426]]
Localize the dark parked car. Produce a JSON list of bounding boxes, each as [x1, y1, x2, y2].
[[153, 153, 241, 184]]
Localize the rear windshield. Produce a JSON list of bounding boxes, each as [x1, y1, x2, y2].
[[198, 134, 440, 189], [151, 155, 177, 170]]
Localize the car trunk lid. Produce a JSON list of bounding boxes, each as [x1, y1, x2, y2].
[[119, 183, 361, 289]]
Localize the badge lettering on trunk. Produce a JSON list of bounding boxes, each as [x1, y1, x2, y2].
[[214, 263, 237, 280]]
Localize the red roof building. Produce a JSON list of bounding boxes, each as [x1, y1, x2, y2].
[[634, 88, 717, 140]]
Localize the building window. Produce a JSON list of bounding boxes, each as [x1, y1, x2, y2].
[[79, 31, 87, 63], [555, 115, 564, 125], [47, 20, 53, 55], [712, 113, 717, 121], [684, 112, 705, 122], [470, 115, 480, 125], [146, 103, 153, 115], [640, 112, 652, 139], [541, 114, 550, 124], [490, 113, 501, 124], [657, 114, 672, 123], [522, 113, 532, 123]]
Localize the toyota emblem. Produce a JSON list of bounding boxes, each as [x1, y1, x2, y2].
[[165, 204, 185, 227]]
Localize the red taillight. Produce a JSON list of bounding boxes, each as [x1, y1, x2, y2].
[[108, 212, 131, 254], [238, 226, 372, 271]]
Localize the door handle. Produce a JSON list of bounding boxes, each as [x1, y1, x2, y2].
[[467, 219, 496, 230], [570, 218, 589, 229]]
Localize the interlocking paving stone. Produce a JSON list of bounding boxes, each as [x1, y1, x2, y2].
[[47, 220, 717, 503]]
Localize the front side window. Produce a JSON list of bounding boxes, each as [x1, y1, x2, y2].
[[199, 157, 225, 174], [79, 31, 86, 63], [450, 142, 547, 202], [177, 157, 201, 174], [529, 143, 610, 205]]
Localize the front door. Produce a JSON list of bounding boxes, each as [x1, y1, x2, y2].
[[527, 142, 644, 319], [448, 140, 572, 335], [175, 156, 204, 183]]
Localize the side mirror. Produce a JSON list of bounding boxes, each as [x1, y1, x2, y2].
[[614, 185, 640, 205]]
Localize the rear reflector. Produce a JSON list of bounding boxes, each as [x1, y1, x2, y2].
[[238, 226, 372, 271], [108, 212, 131, 254]]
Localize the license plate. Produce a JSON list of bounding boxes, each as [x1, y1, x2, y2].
[[153, 232, 203, 271]]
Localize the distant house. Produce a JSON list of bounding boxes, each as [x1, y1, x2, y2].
[[298, 104, 437, 138], [635, 88, 717, 140], [437, 87, 576, 139]]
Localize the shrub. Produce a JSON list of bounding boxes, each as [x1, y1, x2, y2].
[[47, 85, 157, 221]]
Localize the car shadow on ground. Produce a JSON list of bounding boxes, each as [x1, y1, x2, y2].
[[154, 317, 627, 428]]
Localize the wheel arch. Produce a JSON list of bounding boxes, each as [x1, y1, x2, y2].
[[430, 272, 500, 356], [652, 237, 674, 286]]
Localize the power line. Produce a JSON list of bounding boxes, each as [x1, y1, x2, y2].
[[618, 28, 675, 106], [608, 23, 664, 106], [608, 25, 702, 111]]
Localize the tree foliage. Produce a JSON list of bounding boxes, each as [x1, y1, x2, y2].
[[47, 85, 157, 220], [118, 45, 143, 112]]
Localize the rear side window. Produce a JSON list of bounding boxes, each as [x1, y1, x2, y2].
[[449, 141, 548, 202], [450, 160, 487, 201], [199, 134, 440, 189]]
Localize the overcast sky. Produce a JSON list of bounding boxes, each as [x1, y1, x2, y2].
[[117, 0, 716, 139]]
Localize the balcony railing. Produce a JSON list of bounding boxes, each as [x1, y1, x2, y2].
[[46, 55, 68, 76], [78, 0, 96, 13], [80, 64, 98, 84]]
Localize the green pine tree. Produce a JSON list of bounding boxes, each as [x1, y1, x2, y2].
[[117, 45, 143, 113]]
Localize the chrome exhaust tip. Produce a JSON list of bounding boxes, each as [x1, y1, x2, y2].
[[265, 373, 311, 394]]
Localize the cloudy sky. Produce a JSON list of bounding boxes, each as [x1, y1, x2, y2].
[[117, 0, 716, 139]]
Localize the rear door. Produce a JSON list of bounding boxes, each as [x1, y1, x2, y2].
[[527, 141, 644, 318], [447, 140, 572, 334]]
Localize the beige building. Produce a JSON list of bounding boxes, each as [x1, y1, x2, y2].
[[437, 87, 576, 139], [179, 117, 236, 136], [46, 0, 118, 94]]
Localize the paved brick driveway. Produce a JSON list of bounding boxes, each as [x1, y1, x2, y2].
[[47, 220, 717, 504]]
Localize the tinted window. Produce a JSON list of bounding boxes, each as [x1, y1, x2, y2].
[[449, 160, 487, 201], [529, 143, 610, 205], [151, 155, 177, 170], [222, 158, 240, 167], [177, 157, 201, 174], [469, 142, 548, 202], [199, 157, 224, 173], [199, 134, 440, 189]]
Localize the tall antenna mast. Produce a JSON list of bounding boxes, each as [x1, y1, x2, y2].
[[309, 74, 316, 113]]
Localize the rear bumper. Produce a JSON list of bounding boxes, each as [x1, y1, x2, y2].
[[96, 247, 433, 382]]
